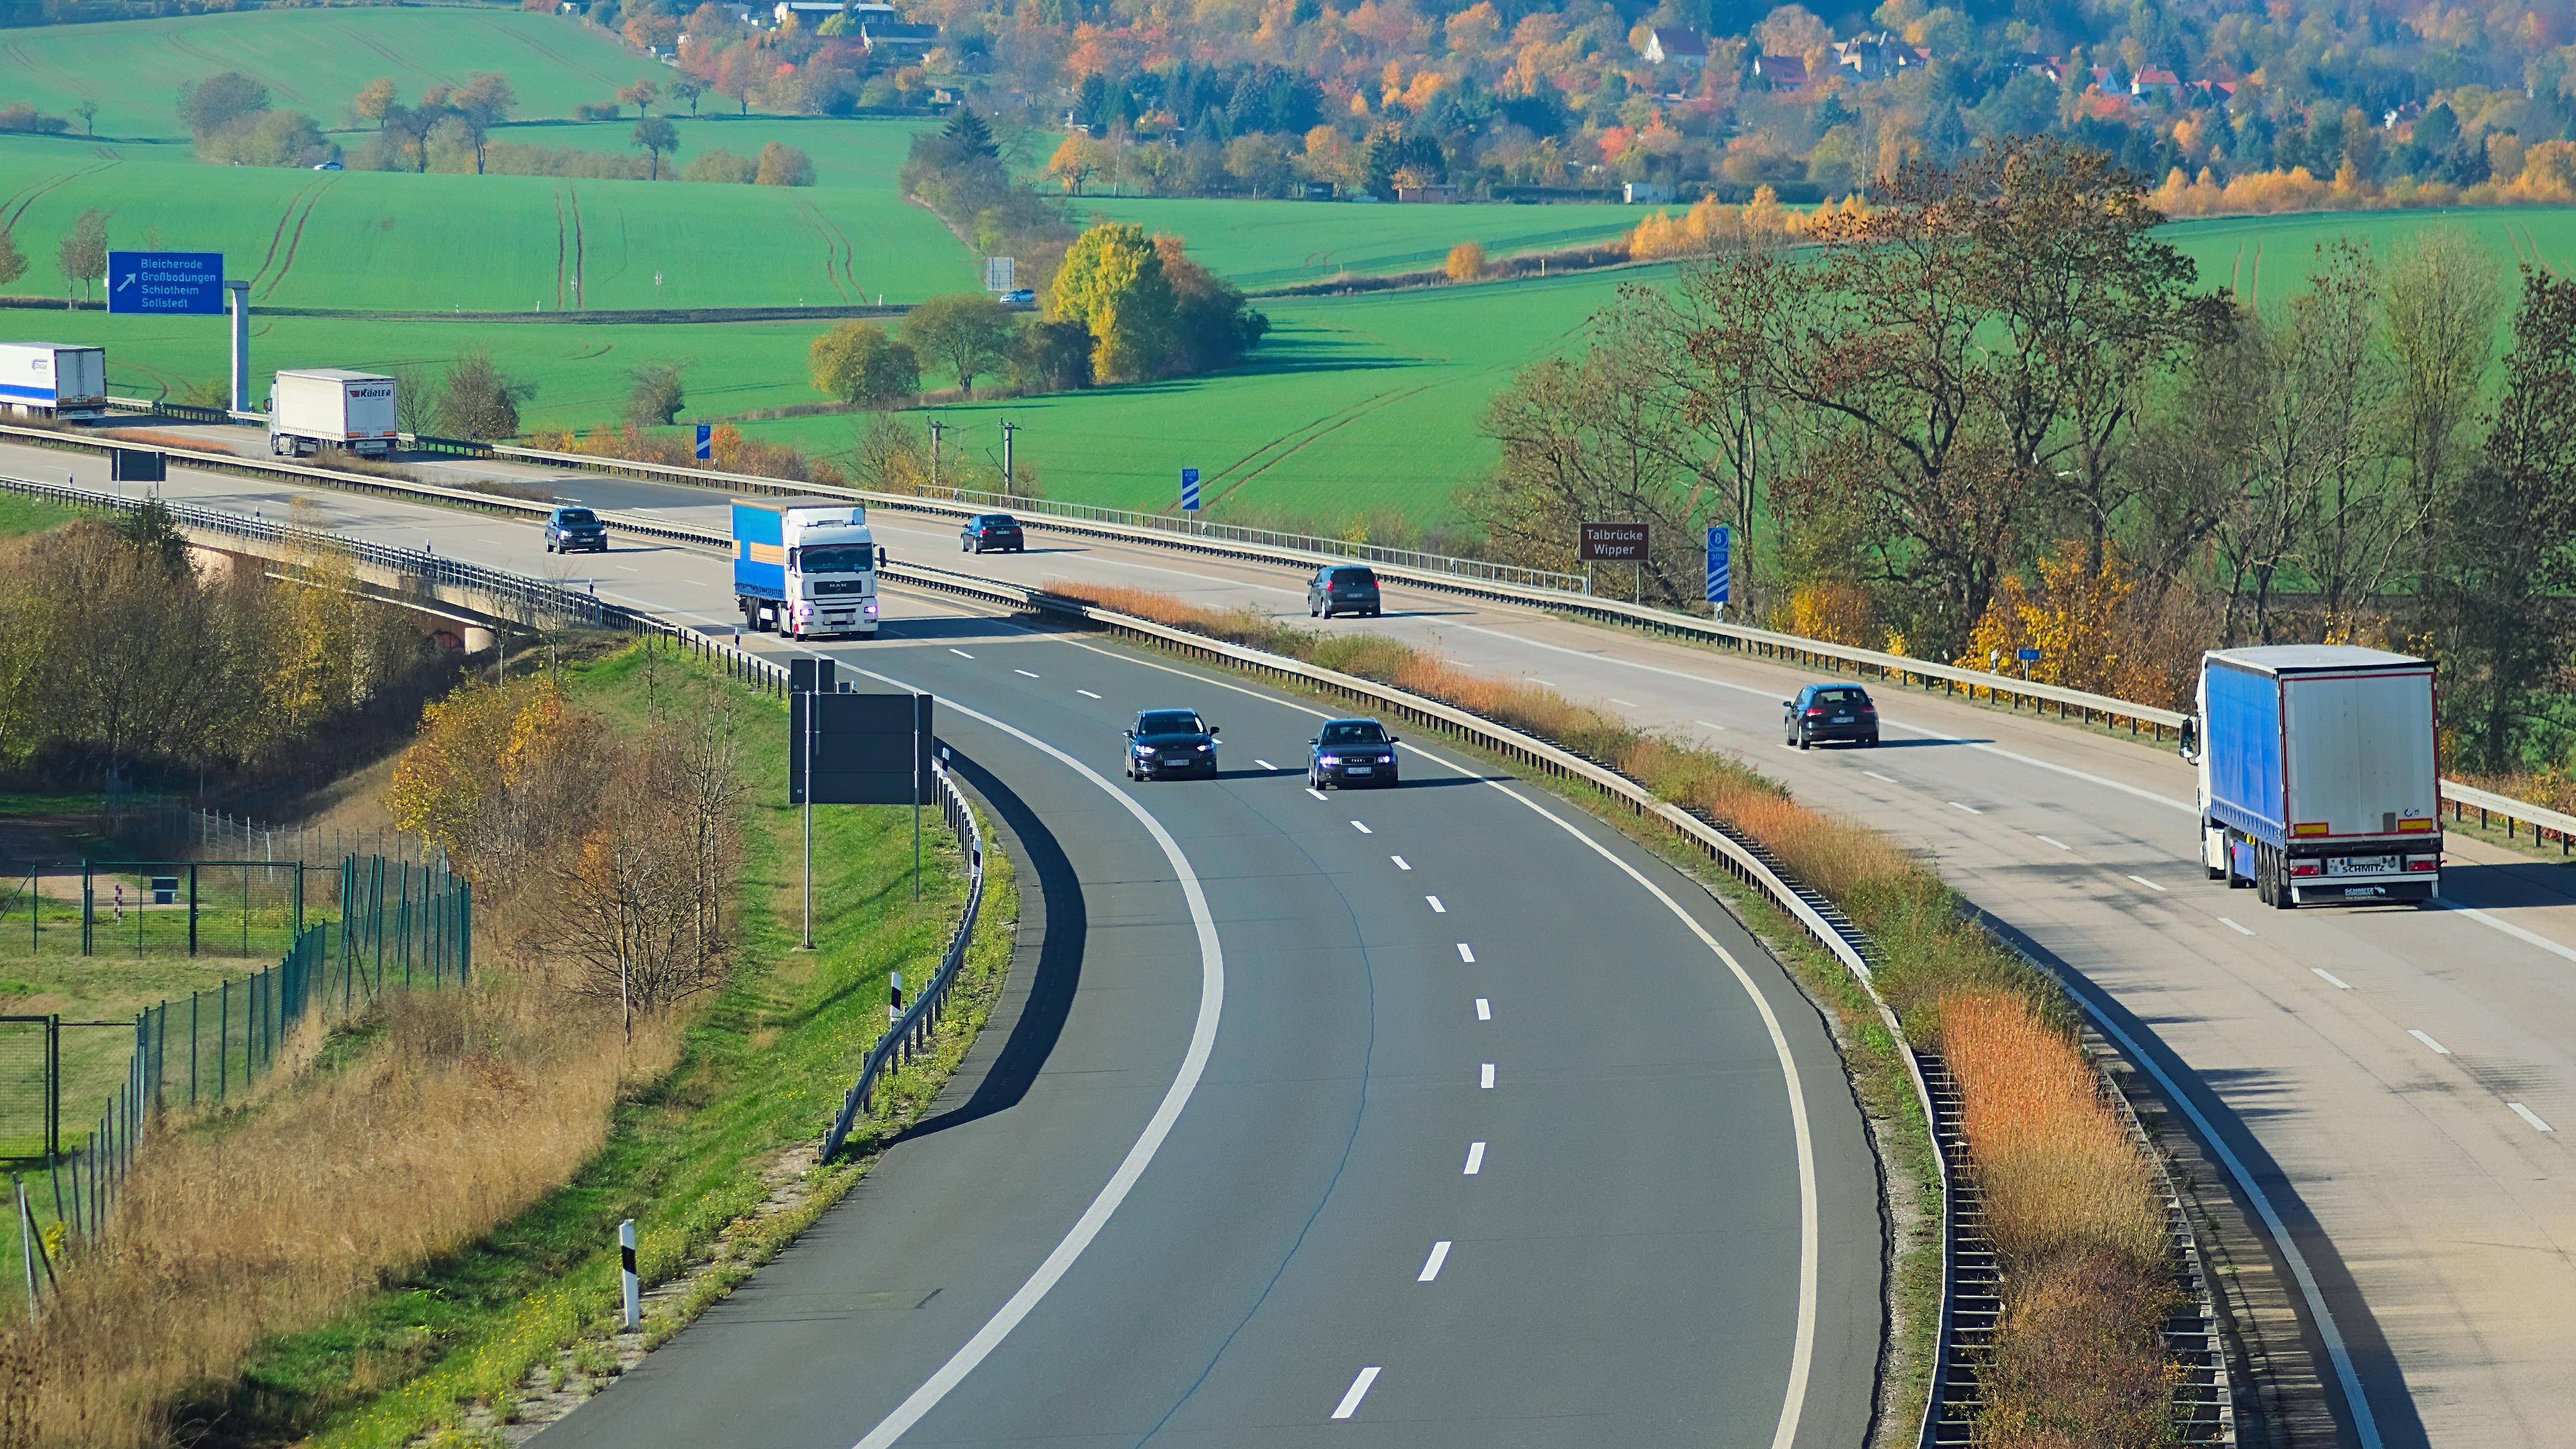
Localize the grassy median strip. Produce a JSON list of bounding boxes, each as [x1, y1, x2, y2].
[[1044, 581, 2180, 1448], [0, 640, 1016, 1449]]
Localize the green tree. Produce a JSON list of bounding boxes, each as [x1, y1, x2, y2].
[[627, 362, 687, 425], [753, 141, 816, 186], [353, 76, 398, 129], [1050, 221, 1172, 383], [670, 76, 706, 116], [72, 100, 97, 138], [631, 117, 680, 180], [616, 78, 661, 117], [0, 224, 24, 292], [57, 208, 106, 303], [449, 71, 515, 174], [176, 71, 269, 140], [808, 321, 921, 409], [437, 352, 535, 439], [943, 105, 999, 158], [904, 292, 1016, 398], [684, 148, 759, 183]]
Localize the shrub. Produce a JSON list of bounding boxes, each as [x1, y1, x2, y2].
[[1445, 239, 1487, 282], [682, 148, 759, 184], [754, 142, 816, 186], [436, 352, 535, 440], [808, 321, 920, 409]]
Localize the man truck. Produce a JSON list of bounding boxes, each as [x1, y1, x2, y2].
[[268, 368, 400, 458], [732, 498, 882, 640], [2184, 645, 2442, 908], [0, 343, 107, 421]]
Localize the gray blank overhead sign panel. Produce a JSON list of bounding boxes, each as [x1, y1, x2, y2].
[[789, 691, 933, 806]]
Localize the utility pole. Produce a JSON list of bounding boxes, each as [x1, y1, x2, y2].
[[1000, 419, 1016, 493], [928, 418, 945, 493]]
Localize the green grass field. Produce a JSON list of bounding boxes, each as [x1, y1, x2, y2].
[[0, 6, 653, 140], [502, 114, 934, 191], [1072, 195, 1661, 288], [2163, 205, 2576, 313]]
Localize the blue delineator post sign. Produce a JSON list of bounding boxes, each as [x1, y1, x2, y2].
[[107, 252, 225, 315], [1180, 467, 1201, 511], [1705, 525, 1730, 606], [2017, 647, 2042, 662], [695, 423, 713, 461]]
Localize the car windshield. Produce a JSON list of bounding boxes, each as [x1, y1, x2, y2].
[[1812, 688, 1869, 704], [555, 508, 596, 526], [796, 545, 873, 574], [1137, 711, 1205, 736], [1320, 721, 1387, 745]]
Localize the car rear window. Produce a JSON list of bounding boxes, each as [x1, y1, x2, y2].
[[555, 508, 596, 525], [981, 514, 1017, 526], [1137, 711, 1205, 735], [1333, 568, 1377, 585], [1320, 721, 1387, 745], [1813, 688, 1869, 704]]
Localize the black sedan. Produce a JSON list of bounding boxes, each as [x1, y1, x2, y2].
[[543, 506, 607, 553], [1307, 717, 1399, 788], [1124, 708, 1219, 780], [961, 513, 1026, 553], [1783, 683, 1879, 748]]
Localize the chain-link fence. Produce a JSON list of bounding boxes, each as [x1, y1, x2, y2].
[[0, 1016, 58, 1163], [0, 859, 347, 961]]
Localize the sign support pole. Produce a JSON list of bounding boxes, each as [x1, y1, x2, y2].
[[802, 693, 814, 950], [912, 706, 922, 902], [225, 280, 250, 413]]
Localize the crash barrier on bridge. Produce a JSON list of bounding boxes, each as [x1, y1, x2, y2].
[[11, 423, 2553, 860], [11, 856, 466, 1302]]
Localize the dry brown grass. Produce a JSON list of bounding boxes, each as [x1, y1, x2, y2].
[[1974, 1249, 2180, 1449], [0, 981, 672, 1449]]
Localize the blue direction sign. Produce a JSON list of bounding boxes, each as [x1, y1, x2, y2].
[[1705, 525, 1730, 607], [694, 423, 713, 461], [107, 251, 224, 315], [1180, 466, 1201, 511], [2017, 647, 2042, 662]]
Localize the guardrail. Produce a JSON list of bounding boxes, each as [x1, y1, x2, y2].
[[13, 420, 2573, 854]]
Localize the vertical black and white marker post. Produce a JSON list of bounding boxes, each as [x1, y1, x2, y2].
[[890, 971, 904, 1030], [619, 1218, 639, 1330]]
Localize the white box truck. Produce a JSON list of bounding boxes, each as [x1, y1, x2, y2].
[[268, 368, 399, 458], [2184, 644, 2443, 908], [0, 343, 107, 421]]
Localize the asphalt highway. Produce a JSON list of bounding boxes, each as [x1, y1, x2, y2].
[[2, 439, 1882, 1446], [20, 430, 2576, 1444]]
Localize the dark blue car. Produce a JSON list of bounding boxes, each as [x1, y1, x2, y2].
[[543, 506, 607, 553], [1125, 708, 1219, 780], [1307, 717, 1399, 788]]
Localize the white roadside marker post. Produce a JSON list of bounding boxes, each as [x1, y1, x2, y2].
[[620, 1218, 640, 1330]]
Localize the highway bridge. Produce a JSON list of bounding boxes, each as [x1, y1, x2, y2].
[[10, 429, 2574, 1447]]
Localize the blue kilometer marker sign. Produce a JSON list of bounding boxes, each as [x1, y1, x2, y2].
[[1705, 525, 1730, 606], [107, 251, 225, 315], [1180, 466, 1200, 512]]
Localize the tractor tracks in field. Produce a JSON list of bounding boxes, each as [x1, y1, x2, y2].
[[247, 177, 324, 292], [256, 178, 337, 302], [790, 197, 857, 302], [1, 159, 119, 233], [551, 182, 589, 309]]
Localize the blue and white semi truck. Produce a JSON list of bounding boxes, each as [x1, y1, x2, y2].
[[731, 498, 881, 641], [2186, 645, 2443, 908], [0, 342, 107, 421]]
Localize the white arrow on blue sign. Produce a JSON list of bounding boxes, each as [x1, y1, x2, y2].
[[1180, 467, 1200, 511], [107, 251, 225, 315]]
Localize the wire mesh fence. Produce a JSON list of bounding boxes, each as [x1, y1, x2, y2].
[[0, 1017, 58, 1163]]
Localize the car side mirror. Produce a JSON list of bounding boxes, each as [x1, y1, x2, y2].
[[1780, 700, 1792, 708], [1307, 737, 1318, 745], [1122, 729, 1134, 739], [1208, 725, 1220, 736], [875, 546, 890, 567], [2178, 716, 2200, 763], [1389, 735, 1401, 745]]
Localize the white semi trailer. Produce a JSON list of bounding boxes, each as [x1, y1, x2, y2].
[[0, 343, 108, 421], [268, 368, 400, 458]]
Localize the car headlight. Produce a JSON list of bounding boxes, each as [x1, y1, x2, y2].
[[864, 600, 879, 616], [1195, 742, 1211, 752], [796, 602, 815, 618], [1133, 743, 1152, 755], [1319, 754, 1341, 765]]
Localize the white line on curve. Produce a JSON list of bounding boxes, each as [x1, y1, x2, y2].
[[1949, 801, 1984, 815], [810, 662, 1227, 1449], [2127, 873, 2169, 893], [1462, 1141, 1485, 1175], [1350, 820, 1372, 834], [1456, 943, 1475, 963], [2510, 1102, 2556, 1133], [1480, 1063, 1495, 1089], [1474, 997, 1490, 1020], [1014, 669, 1040, 678], [1391, 855, 1411, 871], [1077, 689, 1102, 699], [2219, 916, 2254, 936], [2439, 902, 2576, 965], [1862, 770, 1896, 784], [949, 648, 975, 658], [1526, 676, 1558, 688], [1695, 719, 1727, 731], [2410, 1029, 2453, 1056], [1417, 1241, 1451, 1281], [2312, 968, 2351, 989], [1330, 1366, 1381, 1420], [2035, 835, 2071, 851], [1609, 697, 1640, 708], [1426, 895, 1446, 914]]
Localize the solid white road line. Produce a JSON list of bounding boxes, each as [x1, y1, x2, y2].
[[1077, 688, 1102, 699], [1480, 1063, 1495, 1089], [2219, 916, 2254, 936], [1862, 770, 1896, 784], [1949, 801, 1984, 815], [1390, 855, 1411, 871], [1474, 997, 1490, 1020], [2035, 835, 2071, 851], [2127, 873, 2169, 893], [2509, 1102, 2556, 1133], [1426, 895, 1446, 914], [1417, 1241, 1452, 1282], [1609, 697, 1640, 708], [2410, 1029, 2453, 1056], [1462, 1142, 1485, 1175], [1305, 788, 1328, 802], [1695, 719, 1727, 731], [1014, 669, 1040, 678], [2440, 902, 2576, 965], [2312, 968, 2352, 989], [1351, 820, 1372, 834], [949, 648, 975, 658], [1456, 943, 1475, 963], [1526, 676, 1558, 688], [1330, 1366, 1381, 1420], [824, 662, 1226, 1449]]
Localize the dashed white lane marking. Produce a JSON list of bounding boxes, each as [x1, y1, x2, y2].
[[1609, 697, 1640, 708], [1305, 788, 1328, 802], [2510, 1102, 2556, 1133], [1527, 677, 1558, 688], [1014, 669, 1040, 678], [1253, 758, 1275, 771], [1456, 943, 1475, 963], [1474, 997, 1490, 1020], [2127, 873, 2169, 893], [1417, 1241, 1452, 1281], [1390, 855, 1411, 871], [1695, 719, 1727, 731], [1480, 1063, 1495, 1089], [2035, 835, 2071, 851], [1426, 895, 1446, 914], [1330, 1367, 1381, 1420], [1862, 770, 1896, 784], [2409, 1029, 2453, 1056], [2220, 916, 2255, 936], [2312, 967, 2352, 989], [1350, 820, 1372, 834], [1948, 801, 1983, 814], [949, 648, 975, 658], [1462, 1142, 1485, 1175], [1077, 689, 1102, 699], [2440, 902, 2576, 966]]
